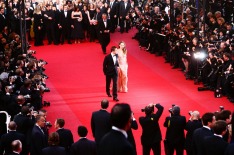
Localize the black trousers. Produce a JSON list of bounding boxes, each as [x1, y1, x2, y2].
[[143, 142, 161, 155], [106, 74, 118, 98]]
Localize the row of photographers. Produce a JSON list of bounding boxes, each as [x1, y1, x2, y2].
[[132, 1, 234, 103], [0, 30, 51, 135]]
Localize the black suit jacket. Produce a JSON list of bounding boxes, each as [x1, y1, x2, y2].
[[59, 10, 72, 28], [98, 130, 135, 155], [225, 143, 234, 155], [42, 146, 66, 155], [0, 14, 6, 32], [109, 1, 118, 17], [70, 138, 96, 155], [56, 128, 74, 153], [119, 1, 131, 17], [30, 125, 48, 155], [192, 127, 213, 155], [91, 109, 111, 145], [0, 131, 26, 155], [164, 114, 186, 145], [103, 54, 119, 76], [97, 19, 111, 44], [139, 104, 164, 145], [203, 135, 228, 155]]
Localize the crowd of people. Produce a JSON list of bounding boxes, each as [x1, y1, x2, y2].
[[132, 0, 234, 103]]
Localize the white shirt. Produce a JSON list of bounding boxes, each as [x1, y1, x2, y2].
[[112, 126, 128, 138], [111, 53, 117, 65]]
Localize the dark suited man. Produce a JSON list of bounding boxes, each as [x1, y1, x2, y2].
[[203, 120, 228, 155], [109, 0, 118, 32], [163, 106, 186, 155], [9, 140, 22, 155], [103, 46, 119, 101], [44, 4, 56, 45], [30, 115, 48, 155], [42, 132, 66, 155], [184, 111, 202, 155], [0, 7, 6, 32], [91, 99, 111, 146], [98, 103, 135, 155], [70, 126, 97, 155], [139, 103, 164, 155], [0, 122, 26, 155], [192, 112, 216, 155], [55, 118, 74, 155], [59, 5, 72, 44], [119, 0, 131, 33], [127, 113, 138, 155], [98, 13, 111, 54], [225, 143, 234, 155]]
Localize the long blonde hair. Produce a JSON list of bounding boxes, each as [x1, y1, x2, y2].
[[119, 41, 127, 54]]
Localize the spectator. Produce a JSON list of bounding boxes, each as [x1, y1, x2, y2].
[[70, 126, 96, 155], [9, 140, 22, 155]]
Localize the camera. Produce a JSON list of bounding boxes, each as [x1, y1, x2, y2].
[[39, 59, 48, 65], [45, 121, 52, 127], [219, 106, 224, 111], [188, 111, 193, 116], [27, 50, 36, 55], [168, 104, 175, 113]]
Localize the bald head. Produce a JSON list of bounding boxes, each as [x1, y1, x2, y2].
[[11, 140, 22, 153], [8, 121, 17, 131]]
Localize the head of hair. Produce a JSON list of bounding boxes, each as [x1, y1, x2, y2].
[[172, 106, 180, 115], [144, 105, 154, 115], [48, 132, 60, 146], [202, 112, 215, 126], [111, 46, 117, 52], [119, 41, 127, 54], [23, 79, 32, 87], [21, 106, 30, 115], [11, 140, 22, 152], [101, 99, 109, 109], [223, 52, 231, 60], [56, 118, 65, 128], [8, 121, 17, 130], [213, 120, 227, 135], [216, 110, 231, 121], [111, 103, 132, 129], [77, 126, 88, 137], [35, 114, 44, 123]]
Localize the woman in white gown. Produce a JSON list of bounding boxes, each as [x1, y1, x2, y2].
[[117, 41, 128, 92]]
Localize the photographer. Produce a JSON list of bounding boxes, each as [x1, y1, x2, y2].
[[184, 111, 202, 155], [163, 105, 186, 155], [139, 103, 164, 155]]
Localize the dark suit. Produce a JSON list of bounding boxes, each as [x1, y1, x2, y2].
[[119, 1, 131, 33], [97, 19, 111, 53], [30, 125, 48, 155], [59, 10, 72, 44], [192, 127, 213, 155], [98, 129, 134, 155], [139, 104, 164, 155], [109, 1, 118, 32], [0, 131, 26, 155], [127, 119, 138, 155], [164, 115, 186, 155], [70, 138, 96, 155], [103, 53, 119, 98], [203, 135, 228, 155], [56, 128, 74, 154], [91, 109, 111, 145], [0, 13, 6, 32], [42, 146, 66, 155], [225, 143, 234, 155]]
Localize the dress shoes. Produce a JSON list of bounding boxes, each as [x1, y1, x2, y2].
[[107, 94, 112, 97], [113, 97, 119, 101]]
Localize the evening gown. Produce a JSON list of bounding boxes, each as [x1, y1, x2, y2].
[[71, 13, 84, 39], [117, 49, 128, 92]]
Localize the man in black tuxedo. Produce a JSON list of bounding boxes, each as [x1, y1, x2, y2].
[[0, 7, 6, 32], [163, 106, 186, 155], [9, 140, 22, 155], [91, 99, 111, 146], [70, 126, 97, 155], [55, 118, 74, 155], [203, 120, 228, 155], [58, 5, 72, 44], [98, 13, 111, 54], [30, 115, 48, 155], [119, 0, 131, 33], [98, 103, 135, 155], [0, 121, 26, 155], [192, 112, 215, 155], [103, 46, 119, 101], [225, 143, 234, 155], [109, 0, 118, 33], [139, 103, 164, 155]]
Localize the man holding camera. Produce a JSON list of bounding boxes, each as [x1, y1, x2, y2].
[[163, 105, 186, 155], [139, 103, 164, 155]]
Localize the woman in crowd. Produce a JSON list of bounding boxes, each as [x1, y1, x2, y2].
[[88, 3, 97, 42], [71, 6, 84, 44], [33, 5, 44, 46], [82, 5, 90, 41], [117, 41, 128, 93]]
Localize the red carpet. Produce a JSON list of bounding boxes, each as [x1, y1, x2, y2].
[[32, 29, 234, 155]]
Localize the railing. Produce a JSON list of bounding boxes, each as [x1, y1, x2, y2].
[[0, 111, 11, 133]]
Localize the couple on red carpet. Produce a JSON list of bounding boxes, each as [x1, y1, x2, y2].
[[103, 41, 128, 101]]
